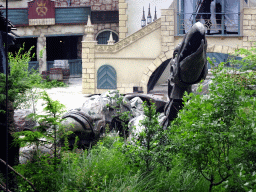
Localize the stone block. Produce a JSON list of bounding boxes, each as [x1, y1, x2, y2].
[[244, 15, 252, 20], [252, 15, 256, 20], [119, 3, 127, 9], [243, 25, 252, 30], [166, 16, 174, 22], [207, 44, 215, 52], [243, 30, 256, 37], [82, 53, 88, 59], [82, 83, 90, 89], [222, 46, 229, 54], [165, 50, 173, 59], [243, 36, 248, 41], [161, 26, 167, 31], [140, 74, 149, 85], [161, 9, 174, 16], [252, 26, 256, 30], [144, 68, 150, 75], [119, 14, 128, 21], [167, 26, 174, 31], [243, 41, 252, 47], [87, 69, 95, 74], [161, 56, 167, 62], [161, 46, 169, 52], [119, 20, 126, 27], [87, 79, 94, 83], [228, 47, 237, 54], [119, 33, 126, 39], [243, 20, 249, 26], [89, 59, 95, 62], [249, 20, 256, 26], [159, 53, 166, 59], [82, 41, 97, 48], [86, 63, 95, 69], [89, 49, 95, 54], [169, 30, 174, 36], [161, 22, 170, 26], [162, 36, 174, 43], [244, 8, 256, 15], [83, 59, 90, 63], [119, 27, 128, 33], [119, 0, 125, 3], [214, 45, 223, 53], [88, 54, 95, 59], [248, 36, 256, 41], [153, 57, 162, 67], [82, 68, 87, 74], [83, 74, 89, 79], [83, 48, 90, 54], [148, 63, 157, 72], [161, 31, 170, 36], [161, 16, 166, 22], [147, 70, 153, 77]]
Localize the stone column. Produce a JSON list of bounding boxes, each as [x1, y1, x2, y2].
[[37, 34, 47, 74], [161, 9, 175, 58], [82, 16, 97, 94], [242, 8, 256, 49], [119, 0, 128, 40]]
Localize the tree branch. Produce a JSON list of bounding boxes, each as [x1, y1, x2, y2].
[[0, 158, 38, 192]]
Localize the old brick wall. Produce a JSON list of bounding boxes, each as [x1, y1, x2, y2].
[[55, 0, 119, 11]]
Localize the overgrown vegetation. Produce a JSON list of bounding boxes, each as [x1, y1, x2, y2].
[[6, 44, 256, 191]]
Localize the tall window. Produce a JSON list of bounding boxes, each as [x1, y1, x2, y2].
[[96, 31, 119, 44], [177, 0, 240, 35]]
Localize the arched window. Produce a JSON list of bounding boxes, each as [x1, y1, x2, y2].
[[97, 65, 117, 89], [96, 30, 119, 44]]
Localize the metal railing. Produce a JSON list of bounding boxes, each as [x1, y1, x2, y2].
[[28, 61, 39, 71], [177, 12, 240, 36], [47, 59, 82, 77]]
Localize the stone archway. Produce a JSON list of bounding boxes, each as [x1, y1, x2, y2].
[[140, 44, 242, 93]]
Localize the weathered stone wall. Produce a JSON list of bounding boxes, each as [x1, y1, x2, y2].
[[119, 0, 128, 40], [242, 8, 256, 49], [54, 0, 119, 10]]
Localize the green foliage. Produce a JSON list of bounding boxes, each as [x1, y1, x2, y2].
[[0, 44, 42, 110], [37, 79, 67, 89], [232, 43, 256, 71], [169, 61, 256, 191], [105, 91, 132, 139]]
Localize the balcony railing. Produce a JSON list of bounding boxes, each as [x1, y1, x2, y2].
[[176, 0, 241, 36], [177, 12, 240, 36]]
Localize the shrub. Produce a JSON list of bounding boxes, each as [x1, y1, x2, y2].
[[169, 61, 256, 191]]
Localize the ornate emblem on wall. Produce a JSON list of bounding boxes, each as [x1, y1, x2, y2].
[[36, 1, 48, 16], [28, 0, 55, 26]]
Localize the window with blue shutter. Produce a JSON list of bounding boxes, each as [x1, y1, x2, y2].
[[97, 65, 117, 89], [55, 7, 91, 24], [1, 9, 28, 26]]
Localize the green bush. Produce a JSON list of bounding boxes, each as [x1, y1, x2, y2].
[[0, 44, 42, 111], [169, 61, 256, 191]]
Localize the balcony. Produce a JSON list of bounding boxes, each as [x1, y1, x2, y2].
[[176, 0, 241, 36]]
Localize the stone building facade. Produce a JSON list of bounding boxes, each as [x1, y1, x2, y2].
[[3, 0, 120, 74], [81, 0, 256, 94]]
